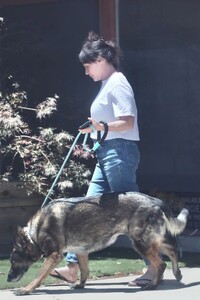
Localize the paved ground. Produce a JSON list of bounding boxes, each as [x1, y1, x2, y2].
[[1, 268, 200, 300]]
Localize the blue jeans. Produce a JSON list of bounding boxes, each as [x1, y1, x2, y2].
[[66, 138, 140, 264]]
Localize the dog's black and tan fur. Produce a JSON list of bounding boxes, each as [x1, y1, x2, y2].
[[7, 192, 188, 295]]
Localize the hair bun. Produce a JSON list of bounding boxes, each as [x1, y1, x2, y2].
[[87, 31, 101, 42]]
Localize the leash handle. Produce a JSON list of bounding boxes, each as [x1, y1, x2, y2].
[[97, 121, 109, 144], [79, 120, 92, 129], [79, 120, 95, 133], [82, 121, 108, 153]]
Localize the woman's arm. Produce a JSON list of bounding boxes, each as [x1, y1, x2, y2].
[[79, 116, 134, 133]]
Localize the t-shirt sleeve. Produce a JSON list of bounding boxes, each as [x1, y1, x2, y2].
[[110, 84, 136, 118]]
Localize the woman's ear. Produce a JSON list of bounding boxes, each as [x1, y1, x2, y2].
[[97, 56, 102, 63]]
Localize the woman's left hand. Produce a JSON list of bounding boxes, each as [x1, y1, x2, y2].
[[79, 117, 103, 133]]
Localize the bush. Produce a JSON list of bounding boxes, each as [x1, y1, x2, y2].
[[0, 82, 92, 198]]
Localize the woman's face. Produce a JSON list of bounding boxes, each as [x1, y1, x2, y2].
[[83, 58, 109, 82]]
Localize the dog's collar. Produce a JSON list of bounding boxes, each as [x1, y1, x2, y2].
[[23, 226, 45, 258], [23, 226, 39, 248]]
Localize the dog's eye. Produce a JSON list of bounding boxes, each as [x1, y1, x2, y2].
[[11, 251, 21, 262]]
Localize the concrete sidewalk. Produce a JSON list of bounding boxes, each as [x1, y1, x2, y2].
[[1, 268, 200, 300]]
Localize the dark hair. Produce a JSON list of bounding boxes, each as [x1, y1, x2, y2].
[[79, 31, 121, 70]]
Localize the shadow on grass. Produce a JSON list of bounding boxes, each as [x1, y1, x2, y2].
[[89, 247, 200, 267]]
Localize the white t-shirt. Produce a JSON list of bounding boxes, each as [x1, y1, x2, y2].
[[90, 72, 140, 141]]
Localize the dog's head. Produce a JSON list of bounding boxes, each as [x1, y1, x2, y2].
[[7, 226, 41, 282]]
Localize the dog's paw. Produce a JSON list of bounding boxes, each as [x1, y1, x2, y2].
[[14, 288, 30, 296], [141, 282, 157, 290], [70, 283, 85, 289], [175, 269, 182, 282]]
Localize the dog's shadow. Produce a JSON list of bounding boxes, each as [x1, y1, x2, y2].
[[33, 279, 200, 295]]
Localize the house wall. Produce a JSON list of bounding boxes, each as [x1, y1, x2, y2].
[[0, 0, 100, 133], [119, 0, 200, 195]]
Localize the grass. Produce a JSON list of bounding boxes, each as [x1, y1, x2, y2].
[[1, 248, 200, 290]]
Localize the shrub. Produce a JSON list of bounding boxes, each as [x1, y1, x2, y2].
[[0, 82, 92, 199]]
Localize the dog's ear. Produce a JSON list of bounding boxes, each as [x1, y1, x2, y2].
[[13, 226, 27, 249]]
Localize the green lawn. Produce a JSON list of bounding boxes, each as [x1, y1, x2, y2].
[[1, 248, 200, 290]]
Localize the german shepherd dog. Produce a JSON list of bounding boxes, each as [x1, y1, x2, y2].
[[7, 192, 188, 295]]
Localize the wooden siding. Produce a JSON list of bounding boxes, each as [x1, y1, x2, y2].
[[99, 0, 116, 40]]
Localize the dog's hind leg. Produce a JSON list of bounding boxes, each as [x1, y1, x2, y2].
[[133, 241, 166, 290], [71, 254, 89, 289], [143, 252, 166, 289], [14, 252, 63, 296], [160, 238, 182, 281]]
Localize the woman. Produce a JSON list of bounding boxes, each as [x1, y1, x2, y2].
[[50, 31, 151, 287]]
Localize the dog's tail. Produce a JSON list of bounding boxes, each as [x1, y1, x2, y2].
[[163, 208, 189, 236]]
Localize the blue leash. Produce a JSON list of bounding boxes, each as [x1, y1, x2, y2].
[[41, 131, 82, 208], [41, 121, 108, 208]]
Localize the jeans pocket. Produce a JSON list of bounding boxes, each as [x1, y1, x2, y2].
[[116, 141, 140, 170]]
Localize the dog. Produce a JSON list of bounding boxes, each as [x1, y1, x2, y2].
[[7, 191, 188, 295]]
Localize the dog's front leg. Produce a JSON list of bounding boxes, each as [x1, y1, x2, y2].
[[14, 252, 63, 296], [71, 254, 89, 289]]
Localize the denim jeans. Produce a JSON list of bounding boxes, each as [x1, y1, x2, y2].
[[66, 138, 140, 264]]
